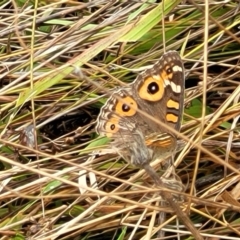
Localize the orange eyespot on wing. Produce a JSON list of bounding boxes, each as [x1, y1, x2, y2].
[[138, 76, 164, 101], [161, 67, 173, 81], [115, 96, 138, 116], [105, 117, 120, 137]]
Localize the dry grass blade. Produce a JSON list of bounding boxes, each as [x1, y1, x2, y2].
[[0, 1, 240, 240]]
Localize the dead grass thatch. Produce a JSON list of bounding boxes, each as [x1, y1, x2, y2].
[[0, 0, 240, 240]]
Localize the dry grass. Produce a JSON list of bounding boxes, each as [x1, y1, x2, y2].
[[0, 0, 240, 239]]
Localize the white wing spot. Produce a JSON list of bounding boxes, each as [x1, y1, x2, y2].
[[164, 79, 171, 87], [176, 85, 181, 93], [172, 65, 183, 72], [164, 79, 181, 93], [170, 81, 177, 92]]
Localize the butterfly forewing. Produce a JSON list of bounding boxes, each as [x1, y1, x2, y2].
[[96, 51, 185, 163]]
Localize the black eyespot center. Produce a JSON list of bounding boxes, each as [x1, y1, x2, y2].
[[147, 82, 159, 95], [110, 124, 115, 130], [122, 103, 130, 112], [166, 67, 172, 74]]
